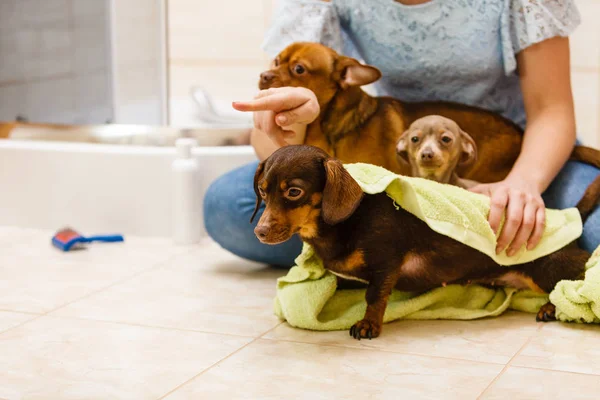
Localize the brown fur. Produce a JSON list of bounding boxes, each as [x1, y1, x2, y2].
[[252, 145, 599, 339], [259, 42, 600, 183]]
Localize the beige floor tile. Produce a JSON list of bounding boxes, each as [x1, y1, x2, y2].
[[164, 339, 504, 400], [480, 367, 600, 400], [52, 245, 285, 337], [0, 311, 37, 333], [0, 229, 188, 313], [265, 311, 539, 364], [0, 226, 50, 252], [0, 259, 154, 314], [0, 227, 188, 267], [513, 322, 600, 375], [0, 226, 39, 238], [0, 316, 250, 400], [6, 225, 598, 398]]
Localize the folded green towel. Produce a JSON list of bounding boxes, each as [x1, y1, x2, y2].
[[273, 163, 600, 330], [550, 246, 600, 323]]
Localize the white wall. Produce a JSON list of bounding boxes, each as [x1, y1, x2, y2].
[[0, 0, 113, 124], [0, 0, 166, 126], [109, 0, 166, 125], [166, 0, 273, 126], [569, 0, 600, 147]]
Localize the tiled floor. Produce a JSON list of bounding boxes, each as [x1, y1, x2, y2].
[[1, 227, 599, 400]]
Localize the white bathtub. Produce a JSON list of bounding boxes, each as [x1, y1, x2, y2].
[[0, 138, 256, 239]]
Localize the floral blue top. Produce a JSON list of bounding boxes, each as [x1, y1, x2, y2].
[[262, 0, 580, 129]]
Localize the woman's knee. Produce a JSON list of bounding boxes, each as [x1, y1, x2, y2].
[[581, 207, 600, 253], [203, 162, 258, 249], [203, 161, 302, 266], [543, 161, 599, 209], [543, 160, 600, 253]]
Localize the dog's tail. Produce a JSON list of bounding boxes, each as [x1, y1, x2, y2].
[[576, 175, 600, 223], [571, 146, 600, 222], [571, 145, 600, 169]]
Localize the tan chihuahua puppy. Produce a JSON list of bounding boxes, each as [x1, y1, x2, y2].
[[396, 116, 479, 189]]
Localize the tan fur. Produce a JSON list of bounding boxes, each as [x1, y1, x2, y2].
[[469, 271, 545, 293], [288, 204, 319, 238], [328, 250, 366, 276], [397, 115, 479, 188], [496, 272, 545, 293]]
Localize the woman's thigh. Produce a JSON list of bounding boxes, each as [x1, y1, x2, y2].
[[542, 160, 600, 253], [203, 161, 302, 267]]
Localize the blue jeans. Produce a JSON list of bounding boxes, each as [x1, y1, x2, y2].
[[204, 159, 600, 267]]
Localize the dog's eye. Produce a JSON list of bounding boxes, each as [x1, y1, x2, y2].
[[294, 64, 305, 75], [411, 136, 419, 143], [441, 136, 452, 143], [286, 187, 304, 199], [274, 58, 279, 67]]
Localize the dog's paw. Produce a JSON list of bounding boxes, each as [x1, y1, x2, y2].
[[349, 319, 381, 340], [536, 302, 556, 322]]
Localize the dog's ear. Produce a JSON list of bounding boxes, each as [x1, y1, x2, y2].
[[458, 129, 477, 167], [250, 161, 265, 223], [334, 56, 381, 90], [396, 129, 411, 164], [322, 159, 364, 225]]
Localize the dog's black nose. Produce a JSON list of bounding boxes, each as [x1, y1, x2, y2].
[[260, 71, 275, 84], [254, 225, 269, 239], [421, 149, 434, 160]]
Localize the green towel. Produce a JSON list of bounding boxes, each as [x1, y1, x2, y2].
[[273, 163, 600, 330]]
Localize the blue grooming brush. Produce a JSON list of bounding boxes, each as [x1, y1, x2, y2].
[[52, 227, 124, 251]]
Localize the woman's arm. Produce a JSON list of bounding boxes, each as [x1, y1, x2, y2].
[[244, 0, 341, 160], [249, 122, 306, 161], [470, 36, 576, 256], [233, 87, 320, 161], [511, 36, 576, 193]]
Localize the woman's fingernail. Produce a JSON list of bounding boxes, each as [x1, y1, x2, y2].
[[277, 115, 287, 125], [506, 248, 515, 257], [496, 246, 502, 254]]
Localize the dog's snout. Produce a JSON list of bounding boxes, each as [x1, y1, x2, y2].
[[254, 225, 270, 240], [421, 148, 434, 160], [260, 71, 275, 84]]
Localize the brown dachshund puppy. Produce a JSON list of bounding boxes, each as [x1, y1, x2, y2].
[[259, 42, 600, 183], [396, 115, 480, 189], [251, 145, 600, 340]]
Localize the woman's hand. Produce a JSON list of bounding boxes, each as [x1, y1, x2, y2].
[[470, 178, 546, 256], [232, 87, 320, 147]]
